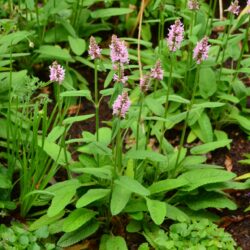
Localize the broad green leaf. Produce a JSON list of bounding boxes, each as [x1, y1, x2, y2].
[[70, 166, 112, 180], [68, 36, 86, 55], [111, 183, 131, 215], [63, 208, 96, 232], [106, 235, 128, 250], [193, 102, 225, 109], [145, 97, 164, 116], [218, 94, 239, 104], [199, 68, 216, 98], [165, 204, 189, 222], [36, 45, 74, 62], [168, 95, 190, 104], [76, 189, 111, 208], [148, 178, 188, 194], [47, 126, 65, 143], [231, 114, 250, 132], [197, 112, 213, 143], [146, 198, 166, 225], [63, 114, 94, 125], [0, 173, 12, 189], [47, 180, 80, 217], [38, 137, 72, 166], [57, 221, 99, 247], [185, 192, 237, 210], [98, 127, 112, 145], [115, 176, 150, 196], [91, 8, 134, 18], [29, 211, 65, 231], [125, 149, 166, 162], [60, 90, 92, 100], [190, 139, 232, 154], [179, 168, 236, 191]]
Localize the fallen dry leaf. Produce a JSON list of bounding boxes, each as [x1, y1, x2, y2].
[[225, 155, 233, 172]]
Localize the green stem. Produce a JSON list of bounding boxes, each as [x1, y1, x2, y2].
[[136, 94, 143, 150], [174, 65, 201, 172], [232, 17, 250, 84], [94, 60, 100, 167], [115, 125, 122, 175], [159, 56, 173, 153]]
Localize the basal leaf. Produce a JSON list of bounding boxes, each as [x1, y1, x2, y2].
[[76, 189, 111, 208], [68, 36, 86, 55], [91, 8, 134, 18], [63, 208, 96, 232], [146, 198, 166, 225]]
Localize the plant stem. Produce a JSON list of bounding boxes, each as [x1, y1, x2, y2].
[[232, 16, 250, 84], [115, 125, 122, 175], [136, 94, 143, 150], [159, 55, 173, 153], [94, 60, 100, 167], [174, 65, 201, 172]]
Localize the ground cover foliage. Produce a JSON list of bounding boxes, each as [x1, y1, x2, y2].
[[0, 0, 250, 249]]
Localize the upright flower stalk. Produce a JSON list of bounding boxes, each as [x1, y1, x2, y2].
[[216, 1, 239, 80], [159, 20, 184, 152], [175, 38, 210, 173], [88, 36, 102, 166], [112, 92, 131, 174]]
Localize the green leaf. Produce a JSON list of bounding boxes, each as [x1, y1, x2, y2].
[[185, 192, 237, 210], [47, 126, 65, 143], [36, 45, 74, 62], [57, 220, 99, 247], [146, 198, 166, 225], [60, 90, 92, 100], [165, 204, 189, 222], [63, 114, 94, 125], [63, 208, 96, 232], [70, 166, 112, 180], [197, 112, 213, 143], [193, 102, 225, 109], [148, 178, 188, 194], [115, 176, 150, 196], [47, 180, 80, 217], [145, 97, 164, 116], [29, 211, 65, 231], [106, 235, 128, 250], [179, 168, 236, 191], [125, 149, 166, 162], [76, 189, 111, 208], [91, 8, 134, 18], [0, 173, 12, 189], [190, 140, 232, 154], [111, 183, 131, 215], [235, 173, 250, 180], [199, 67, 217, 98], [68, 36, 86, 55]]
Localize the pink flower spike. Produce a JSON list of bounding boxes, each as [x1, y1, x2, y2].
[[188, 0, 200, 10], [227, 0, 240, 15], [140, 74, 151, 93], [110, 35, 129, 65], [49, 61, 65, 84], [112, 92, 131, 118], [193, 37, 210, 64], [88, 36, 102, 60], [150, 60, 164, 80], [113, 66, 128, 84], [167, 19, 184, 52]]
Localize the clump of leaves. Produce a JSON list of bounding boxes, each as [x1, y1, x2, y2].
[[142, 219, 241, 250], [0, 221, 58, 250]]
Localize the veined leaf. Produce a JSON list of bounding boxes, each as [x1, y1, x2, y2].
[[63, 114, 94, 125], [185, 192, 237, 210], [125, 149, 166, 162], [148, 178, 188, 194], [111, 183, 131, 215], [179, 168, 236, 191], [115, 176, 150, 196], [76, 189, 111, 208], [91, 8, 134, 18], [105, 235, 128, 250], [29, 211, 65, 231], [60, 90, 92, 100], [57, 220, 99, 247], [63, 208, 96, 232], [146, 198, 166, 225], [191, 140, 232, 154], [68, 36, 86, 55]]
